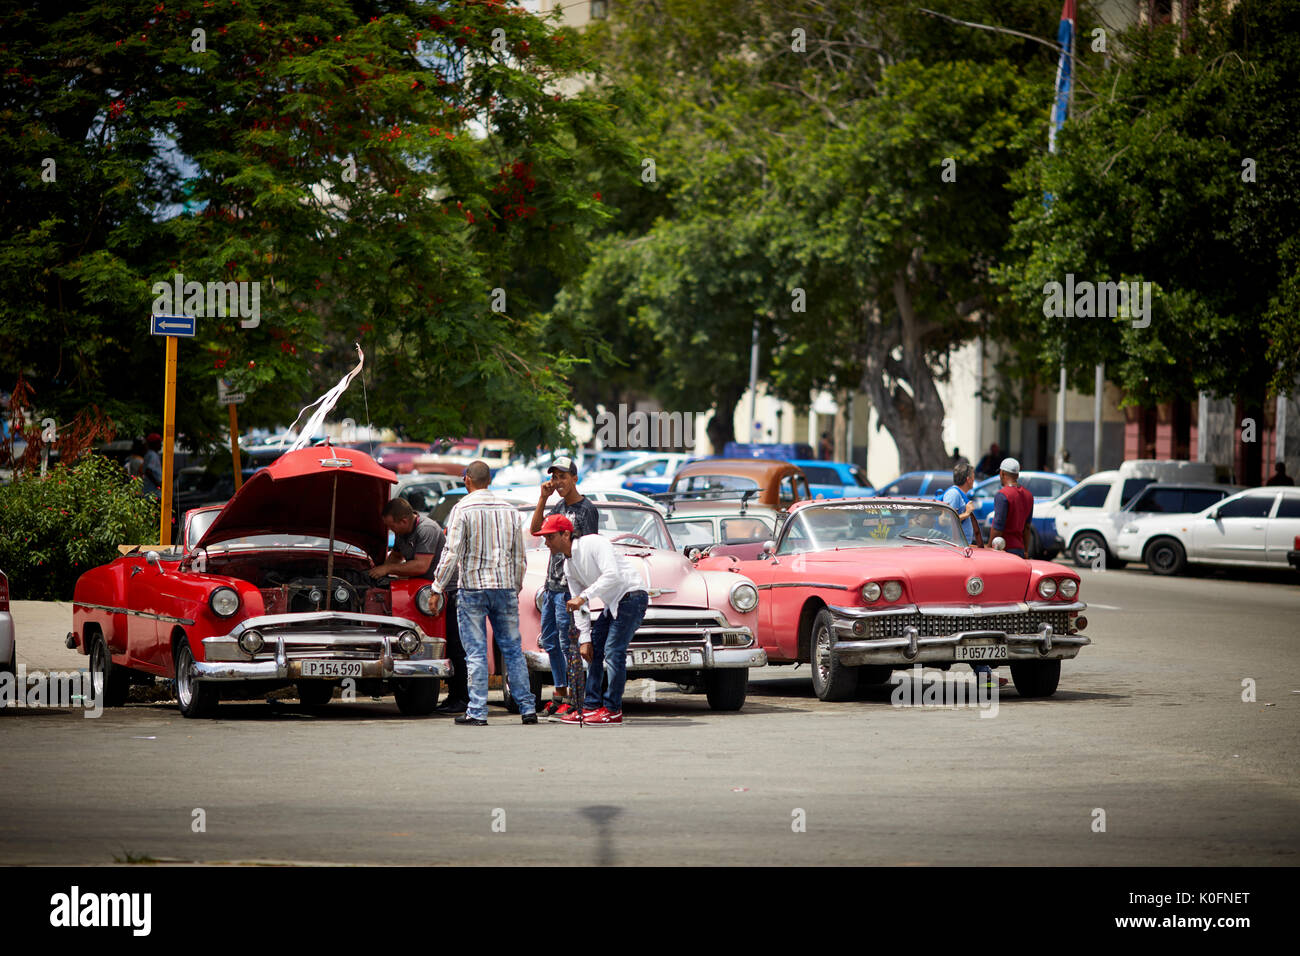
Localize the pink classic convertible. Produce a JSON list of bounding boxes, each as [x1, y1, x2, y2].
[[501, 501, 768, 711]]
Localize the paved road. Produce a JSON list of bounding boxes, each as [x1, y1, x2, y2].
[[2, 567, 1297, 865]]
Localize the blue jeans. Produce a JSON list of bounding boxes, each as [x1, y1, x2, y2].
[[539, 589, 570, 689], [584, 590, 649, 714], [457, 588, 535, 720]]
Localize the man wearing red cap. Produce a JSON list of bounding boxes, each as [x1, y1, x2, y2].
[[536, 513, 649, 725]]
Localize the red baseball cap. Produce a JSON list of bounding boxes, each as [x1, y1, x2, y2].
[[535, 513, 574, 536]]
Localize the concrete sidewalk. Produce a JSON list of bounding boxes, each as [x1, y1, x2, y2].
[[9, 601, 85, 672]]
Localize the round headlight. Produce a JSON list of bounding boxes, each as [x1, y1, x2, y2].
[[334, 585, 349, 604], [398, 629, 421, 654], [309, 588, 323, 604], [882, 580, 903, 602], [210, 586, 241, 618], [1037, 577, 1058, 599], [238, 628, 264, 655], [416, 586, 433, 615], [729, 581, 759, 613], [1058, 577, 1078, 599], [862, 582, 882, 602]]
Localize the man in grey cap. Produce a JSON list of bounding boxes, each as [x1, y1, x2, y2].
[[990, 457, 1034, 558], [528, 455, 599, 719]]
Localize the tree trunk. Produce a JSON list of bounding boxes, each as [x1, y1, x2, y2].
[[706, 385, 744, 455], [857, 269, 951, 473]]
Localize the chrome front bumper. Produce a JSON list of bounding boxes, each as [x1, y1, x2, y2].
[[826, 601, 1091, 666], [198, 611, 450, 681], [525, 644, 767, 673]]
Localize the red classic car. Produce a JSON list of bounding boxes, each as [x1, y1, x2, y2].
[[501, 501, 768, 711], [694, 498, 1091, 700], [69, 446, 451, 718]]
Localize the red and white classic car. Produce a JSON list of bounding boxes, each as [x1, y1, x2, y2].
[[502, 501, 768, 711], [694, 498, 1092, 700], [69, 446, 451, 718]]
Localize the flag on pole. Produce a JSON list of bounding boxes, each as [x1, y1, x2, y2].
[[1048, 0, 1076, 154]]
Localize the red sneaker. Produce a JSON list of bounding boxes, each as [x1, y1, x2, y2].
[[590, 709, 622, 725], [560, 707, 604, 725], [549, 703, 575, 722]]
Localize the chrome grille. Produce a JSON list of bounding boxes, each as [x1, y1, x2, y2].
[[866, 610, 1070, 640], [630, 607, 747, 648]]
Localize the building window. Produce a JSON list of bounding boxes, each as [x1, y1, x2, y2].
[[590, 1, 609, 20]]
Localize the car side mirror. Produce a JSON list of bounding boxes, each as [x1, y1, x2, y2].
[[1207, 510, 1219, 520], [762, 539, 776, 555], [145, 550, 164, 573], [1061, 499, 1071, 509]]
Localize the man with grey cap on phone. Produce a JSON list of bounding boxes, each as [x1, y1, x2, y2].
[[529, 455, 599, 719]]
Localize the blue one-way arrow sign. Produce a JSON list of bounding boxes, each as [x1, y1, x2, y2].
[[151, 314, 197, 337]]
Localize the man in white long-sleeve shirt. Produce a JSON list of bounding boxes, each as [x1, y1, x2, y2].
[[536, 513, 649, 726]]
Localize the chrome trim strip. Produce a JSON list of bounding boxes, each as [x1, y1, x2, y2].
[[73, 601, 195, 626], [755, 582, 850, 591]]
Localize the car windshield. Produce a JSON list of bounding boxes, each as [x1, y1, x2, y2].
[[777, 501, 964, 554], [517, 501, 674, 551]]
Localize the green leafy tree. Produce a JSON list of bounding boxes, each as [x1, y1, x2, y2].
[[997, 1, 1300, 410], [1, 0, 628, 454]]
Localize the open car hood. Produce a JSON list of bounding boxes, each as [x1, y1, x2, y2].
[[194, 446, 397, 563]]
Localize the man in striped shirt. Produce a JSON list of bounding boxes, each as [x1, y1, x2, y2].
[[431, 459, 537, 725]]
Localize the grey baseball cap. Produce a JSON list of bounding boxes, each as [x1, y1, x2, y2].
[[999, 457, 1021, 475], [547, 455, 577, 475]]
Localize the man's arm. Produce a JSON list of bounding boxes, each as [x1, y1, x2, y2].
[[431, 508, 466, 592], [509, 512, 526, 592], [991, 491, 1008, 532], [390, 553, 434, 578], [530, 479, 557, 534]]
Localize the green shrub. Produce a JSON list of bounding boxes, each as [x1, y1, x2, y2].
[[0, 455, 159, 601]]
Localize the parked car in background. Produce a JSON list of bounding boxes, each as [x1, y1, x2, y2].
[[69, 447, 452, 717], [393, 473, 462, 517], [428, 484, 660, 528], [695, 497, 1091, 701], [669, 458, 811, 508], [1036, 461, 1212, 566], [582, 453, 691, 495], [508, 501, 767, 711], [1057, 482, 1239, 569], [722, 441, 817, 460], [577, 450, 645, 479], [1, 570, 15, 686], [873, 470, 953, 499], [787, 459, 874, 498], [1115, 486, 1300, 576], [372, 442, 434, 475], [657, 490, 782, 554], [970, 471, 1078, 559]]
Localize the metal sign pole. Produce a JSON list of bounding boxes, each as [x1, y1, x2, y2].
[[160, 335, 178, 546], [229, 403, 243, 492]]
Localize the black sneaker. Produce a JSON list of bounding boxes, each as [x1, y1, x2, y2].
[[521, 713, 538, 725], [454, 714, 487, 726]]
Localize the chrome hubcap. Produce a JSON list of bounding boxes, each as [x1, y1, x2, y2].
[[814, 628, 831, 684], [176, 647, 192, 706], [1077, 539, 1101, 562], [90, 644, 105, 697]]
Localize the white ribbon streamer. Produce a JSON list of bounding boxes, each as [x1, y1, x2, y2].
[[280, 344, 365, 451]]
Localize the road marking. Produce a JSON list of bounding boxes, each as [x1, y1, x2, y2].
[[1087, 603, 1122, 610]]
